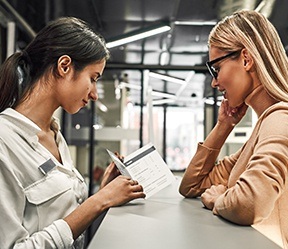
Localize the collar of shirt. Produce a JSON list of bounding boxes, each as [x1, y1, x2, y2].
[[0, 108, 83, 181], [0, 108, 60, 148]]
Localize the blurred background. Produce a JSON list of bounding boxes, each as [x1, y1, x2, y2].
[[1, 0, 288, 191]]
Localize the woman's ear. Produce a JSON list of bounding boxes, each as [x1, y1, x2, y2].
[[241, 48, 254, 71], [57, 55, 72, 77]]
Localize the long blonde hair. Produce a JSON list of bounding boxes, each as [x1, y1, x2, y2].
[[208, 10, 288, 101]]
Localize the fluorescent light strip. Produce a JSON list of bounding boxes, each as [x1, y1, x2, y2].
[[174, 21, 217, 26], [118, 82, 142, 90], [151, 91, 176, 99], [152, 99, 175, 105], [175, 71, 195, 97], [204, 98, 221, 106], [149, 72, 186, 85], [106, 25, 171, 48]]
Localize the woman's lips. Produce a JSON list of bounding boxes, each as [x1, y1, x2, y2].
[[83, 100, 88, 106]]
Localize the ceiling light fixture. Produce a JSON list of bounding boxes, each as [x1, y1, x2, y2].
[[174, 21, 217, 26], [149, 71, 186, 85], [106, 23, 171, 48], [151, 91, 176, 99], [152, 99, 176, 105], [96, 101, 108, 112], [255, 0, 276, 18], [118, 82, 142, 90]]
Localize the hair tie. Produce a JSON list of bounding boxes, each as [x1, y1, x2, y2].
[[17, 50, 31, 99], [17, 65, 25, 98], [21, 50, 32, 66]]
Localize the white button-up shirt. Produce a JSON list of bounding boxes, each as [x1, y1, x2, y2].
[[0, 108, 88, 249]]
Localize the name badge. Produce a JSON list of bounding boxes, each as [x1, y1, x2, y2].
[[38, 159, 56, 175]]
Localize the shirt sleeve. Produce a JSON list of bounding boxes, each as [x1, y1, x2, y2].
[[13, 220, 74, 249], [0, 144, 74, 249]]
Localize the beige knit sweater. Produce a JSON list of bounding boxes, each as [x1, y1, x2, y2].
[[180, 102, 288, 248]]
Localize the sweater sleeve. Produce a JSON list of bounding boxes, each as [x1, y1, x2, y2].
[[179, 142, 242, 197], [214, 110, 288, 225], [214, 134, 288, 225]]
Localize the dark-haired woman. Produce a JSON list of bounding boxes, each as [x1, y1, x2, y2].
[[0, 17, 145, 248]]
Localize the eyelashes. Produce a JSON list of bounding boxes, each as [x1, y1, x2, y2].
[[91, 78, 98, 83]]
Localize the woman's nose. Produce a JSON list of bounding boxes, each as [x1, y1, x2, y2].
[[89, 84, 98, 101], [211, 78, 218, 88]]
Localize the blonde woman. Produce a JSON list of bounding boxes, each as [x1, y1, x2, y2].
[[179, 10, 288, 248]]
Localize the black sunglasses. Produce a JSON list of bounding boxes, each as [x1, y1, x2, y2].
[[206, 51, 239, 79]]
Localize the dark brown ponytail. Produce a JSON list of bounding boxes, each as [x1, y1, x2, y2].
[[0, 53, 21, 112]]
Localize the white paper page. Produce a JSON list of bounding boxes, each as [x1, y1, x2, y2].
[[106, 149, 131, 177], [124, 143, 175, 198]]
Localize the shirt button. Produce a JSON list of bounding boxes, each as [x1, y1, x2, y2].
[[78, 198, 83, 204]]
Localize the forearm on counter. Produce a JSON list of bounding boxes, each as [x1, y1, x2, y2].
[[64, 192, 110, 240]]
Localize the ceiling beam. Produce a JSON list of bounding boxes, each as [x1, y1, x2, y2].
[[0, 0, 36, 38], [106, 63, 207, 73]]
